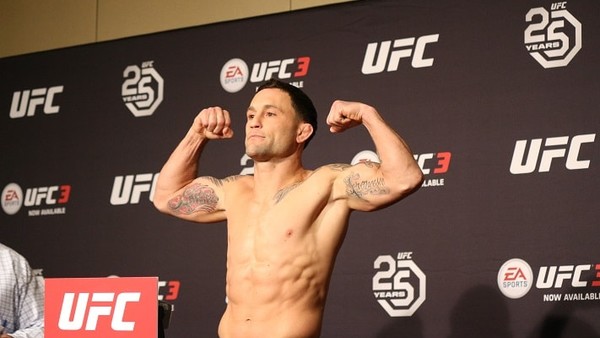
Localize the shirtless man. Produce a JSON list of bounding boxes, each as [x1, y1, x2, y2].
[[153, 79, 423, 338]]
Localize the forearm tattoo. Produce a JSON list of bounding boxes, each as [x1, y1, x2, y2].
[[344, 172, 390, 200], [168, 183, 218, 215]]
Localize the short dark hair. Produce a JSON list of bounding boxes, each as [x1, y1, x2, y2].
[[256, 78, 318, 148]]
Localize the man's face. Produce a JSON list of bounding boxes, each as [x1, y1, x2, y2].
[[245, 88, 302, 162]]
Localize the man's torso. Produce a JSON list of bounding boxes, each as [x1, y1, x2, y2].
[[218, 166, 351, 338]]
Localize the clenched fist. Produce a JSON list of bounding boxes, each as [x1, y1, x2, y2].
[[192, 106, 234, 139], [326, 100, 376, 133]]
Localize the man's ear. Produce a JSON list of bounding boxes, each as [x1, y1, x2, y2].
[[296, 123, 314, 144]]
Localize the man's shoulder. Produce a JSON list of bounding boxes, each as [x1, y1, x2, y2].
[[219, 174, 253, 190], [301, 164, 352, 187], [309, 163, 352, 177]]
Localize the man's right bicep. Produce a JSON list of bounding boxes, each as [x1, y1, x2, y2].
[[162, 176, 226, 221]]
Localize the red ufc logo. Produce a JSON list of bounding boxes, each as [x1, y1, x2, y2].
[[45, 277, 157, 338]]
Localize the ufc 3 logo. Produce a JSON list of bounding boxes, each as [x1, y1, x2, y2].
[[58, 292, 140, 331], [362, 34, 439, 74], [249, 57, 310, 83], [24, 185, 71, 206], [9, 86, 64, 118], [510, 134, 595, 174]]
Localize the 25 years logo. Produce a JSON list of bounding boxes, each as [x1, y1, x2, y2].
[[373, 252, 426, 317], [121, 61, 164, 117], [524, 2, 582, 68]]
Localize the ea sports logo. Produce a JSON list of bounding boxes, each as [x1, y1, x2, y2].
[[497, 258, 534, 299], [220, 58, 249, 93], [2, 183, 23, 215]]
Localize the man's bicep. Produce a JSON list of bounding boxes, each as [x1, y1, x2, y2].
[[333, 161, 392, 211], [165, 176, 226, 220]]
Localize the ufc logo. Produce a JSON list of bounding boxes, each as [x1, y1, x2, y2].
[[361, 34, 439, 74], [110, 173, 158, 205], [9, 86, 64, 118], [510, 134, 595, 174], [536, 265, 593, 289], [58, 292, 141, 331], [250, 57, 310, 83]]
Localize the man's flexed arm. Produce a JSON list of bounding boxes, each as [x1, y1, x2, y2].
[[153, 107, 234, 222], [328, 100, 423, 211]]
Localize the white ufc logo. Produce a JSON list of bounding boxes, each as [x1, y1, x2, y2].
[[9, 86, 64, 118], [361, 34, 439, 74], [58, 292, 141, 331], [510, 134, 595, 174]]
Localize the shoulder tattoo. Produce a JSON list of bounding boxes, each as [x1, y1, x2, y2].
[[327, 163, 352, 171], [199, 175, 241, 187]]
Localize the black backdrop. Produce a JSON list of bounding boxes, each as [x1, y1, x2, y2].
[[1, 0, 599, 337]]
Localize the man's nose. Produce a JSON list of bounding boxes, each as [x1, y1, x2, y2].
[[249, 116, 262, 128]]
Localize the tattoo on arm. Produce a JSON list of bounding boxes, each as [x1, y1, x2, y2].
[[201, 176, 223, 187], [357, 159, 378, 168], [168, 183, 218, 215], [344, 172, 390, 200]]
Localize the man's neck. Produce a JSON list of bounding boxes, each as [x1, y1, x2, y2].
[[251, 157, 307, 198]]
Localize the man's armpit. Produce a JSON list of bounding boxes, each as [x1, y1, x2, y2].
[[168, 183, 218, 215]]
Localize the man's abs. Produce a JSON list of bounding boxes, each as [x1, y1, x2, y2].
[[219, 248, 328, 338], [218, 302, 323, 338]]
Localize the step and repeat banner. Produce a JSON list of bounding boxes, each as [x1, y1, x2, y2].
[[1, 0, 599, 336]]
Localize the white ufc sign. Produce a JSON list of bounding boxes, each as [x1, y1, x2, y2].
[[58, 292, 141, 331]]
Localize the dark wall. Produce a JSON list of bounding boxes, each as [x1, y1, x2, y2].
[[1, 0, 599, 337]]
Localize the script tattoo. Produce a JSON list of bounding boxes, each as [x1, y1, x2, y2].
[[168, 183, 218, 215], [344, 172, 390, 200]]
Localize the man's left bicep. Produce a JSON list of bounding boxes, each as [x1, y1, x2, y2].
[[337, 162, 394, 211]]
